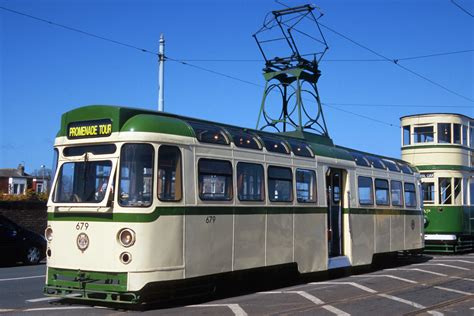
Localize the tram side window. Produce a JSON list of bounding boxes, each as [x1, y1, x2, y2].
[[470, 127, 474, 148], [119, 144, 154, 207], [199, 159, 233, 201], [462, 125, 468, 146], [422, 182, 435, 204], [453, 124, 461, 144], [375, 179, 390, 205], [414, 126, 434, 143], [403, 125, 411, 145], [158, 146, 182, 202], [268, 166, 293, 202], [454, 178, 462, 205], [404, 182, 417, 207], [391, 180, 403, 206], [438, 123, 451, 144], [439, 178, 452, 205], [470, 179, 474, 205], [296, 169, 317, 203], [237, 162, 264, 201], [358, 176, 373, 205]]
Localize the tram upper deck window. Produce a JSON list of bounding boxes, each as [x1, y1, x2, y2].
[[470, 127, 474, 148], [259, 136, 290, 154], [268, 166, 293, 202], [404, 182, 417, 207], [228, 129, 261, 150], [288, 141, 314, 158], [375, 179, 390, 205], [63, 144, 117, 157], [296, 169, 317, 203], [391, 180, 403, 206], [453, 124, 462, 144], [462, 125, 468, 146], [403, 126, 411, 145], [237, 162, 264, 201], [358, 176, 373, 205], [198, 159, 233, 201], [119, 144, 154, 207], [422, 182, 435, 204], [188, 121, 229, 145], [439, 178, 452, 205], [350, 152, 370, 167], [382, 159, 400, 172], [53, 160, 112, 203], [365, 156, 385, 170], [414, 126, 434, 143], [397, 162, 414, 175], [438, 123, 451, 144], [158, 146, 182, 202]]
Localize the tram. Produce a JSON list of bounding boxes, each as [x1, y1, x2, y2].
[[401, 113, 474, 252], [43, 105, 424, 304]]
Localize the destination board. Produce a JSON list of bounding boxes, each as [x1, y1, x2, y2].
[[67, 119, 113, 139]]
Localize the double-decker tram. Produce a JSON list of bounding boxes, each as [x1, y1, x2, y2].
[[43, 105, 424, 304], [401, 113, 474, 252]]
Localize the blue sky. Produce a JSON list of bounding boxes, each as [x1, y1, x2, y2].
[[1, 0, 473, 173]]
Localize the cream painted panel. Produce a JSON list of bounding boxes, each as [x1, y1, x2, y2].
[[183, 147, 196, 204], [390, 215, 404, 251], [349, 215, 374, 265], [195, 146, 232, 158], [294, 213, 327, 273], [375, 215, 390, 253], [148, 217, 183, 268], [265, 155, 292, 165], [235, 151, 266, 162], [185, 214, 233, 278], [405, 215, 423, 250], [233, 214, 266, 270], [266, 214, 293, 266]]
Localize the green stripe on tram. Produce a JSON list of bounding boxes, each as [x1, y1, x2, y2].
[[47, 206, 422, 222]]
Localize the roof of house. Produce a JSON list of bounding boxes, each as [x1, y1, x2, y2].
[[0, 169, 33, 179]]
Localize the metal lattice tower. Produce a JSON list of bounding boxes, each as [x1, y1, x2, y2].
[[254, 4, 329, 136]]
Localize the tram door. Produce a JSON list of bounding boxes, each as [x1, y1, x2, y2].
[[326, 168, 343, 257]]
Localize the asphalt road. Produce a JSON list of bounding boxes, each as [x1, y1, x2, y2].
[[0, 254, 473, 315]]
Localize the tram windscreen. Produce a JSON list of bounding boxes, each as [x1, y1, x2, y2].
[[53, 161, 112, 203]]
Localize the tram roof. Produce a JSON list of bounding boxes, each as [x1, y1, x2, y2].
[[58, 105, 415, 171], [400, 113, 473, 121]]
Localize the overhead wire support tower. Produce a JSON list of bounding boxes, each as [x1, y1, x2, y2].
[[253, 4, 330, 137]]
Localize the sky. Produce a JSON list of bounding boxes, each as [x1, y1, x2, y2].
[[1, 0, 473, 173]]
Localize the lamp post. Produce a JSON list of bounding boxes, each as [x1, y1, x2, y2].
[[41, 165, 46, 193]]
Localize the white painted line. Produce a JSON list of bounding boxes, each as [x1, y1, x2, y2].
[[258, 290, 349, 315], [0, 309, 15, 312], [0, 275, 45, 282], [26, 293, 81, 303], [430, 260, 474, 264], [351, 274, 418, 284], [25, 306, 93, 312], [450, 276, 474, 282], [427, 311, 444, 316], [188, 304, 248, 316], [377, 293, 425, 309], [433, 286, 473, 295], [385, 268, 448, 277], [416, 263, 470, 271], [312, 281, 378, 294]]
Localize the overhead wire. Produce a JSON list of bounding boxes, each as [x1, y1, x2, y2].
[[450, 0, 474, 17]]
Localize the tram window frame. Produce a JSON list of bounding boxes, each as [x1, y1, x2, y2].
[[438, 123, 451, 144], [453, 124, 462, 144], [268, 166, 293, 202], [358, 176, 374, 206], [439, 177, 452, 205], [404, 182, 417, 208], [403, 125, 411, 146], [391, 180, 404, 207], [237, 162, 264, 201], [118, 143, 154, 208], [375, 179, 390, 206], [296, 169, 317, 203], [157, 145, 182, 202], [198, 159, 233, 201], [188, 121, 230, 146], [422, 182, 435, 204], [414, 126, 434, 143]]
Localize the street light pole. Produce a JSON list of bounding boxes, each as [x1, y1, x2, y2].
[[41, 164, 45, 193]]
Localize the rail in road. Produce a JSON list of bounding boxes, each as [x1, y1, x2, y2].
[[0, 254, 473, 315]]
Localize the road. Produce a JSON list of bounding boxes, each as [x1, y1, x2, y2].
[[0, 254, 473, 315]]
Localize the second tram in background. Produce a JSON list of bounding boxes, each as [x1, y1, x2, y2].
[[401, 113, 474, 252]]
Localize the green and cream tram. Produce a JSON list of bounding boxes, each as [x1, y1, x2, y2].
[[401, 113, 474, 252], [44, 105, 424, 304]]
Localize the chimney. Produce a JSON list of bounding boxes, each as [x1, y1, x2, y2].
[[17, 164, 25, 176]]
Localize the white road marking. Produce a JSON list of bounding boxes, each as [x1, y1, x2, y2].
[[430, 260, 474, 264], [188, 304, 248, 316], [433, 286, 473, 295], [0, 309, 15, 312], [385, 268, 448, 277], [415, 263, 470, 271], [351, 274, 418, 284], [0, 275, 45, 282], [310, 281, 444, 315], [258, 290, 349, 315], [24, 306, 93, 312], [26, 293, 81, 303], [450, 276, 474, 282]]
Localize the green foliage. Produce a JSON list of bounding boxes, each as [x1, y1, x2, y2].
[[0, 189, 48, 202]]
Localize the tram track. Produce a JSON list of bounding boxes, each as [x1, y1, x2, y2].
[[402, 294, 474, 315]]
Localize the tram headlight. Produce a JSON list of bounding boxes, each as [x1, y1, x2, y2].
[[76, 233, 89, 251], [45, 226, 53, 242], [117, 228, 136, 247]]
